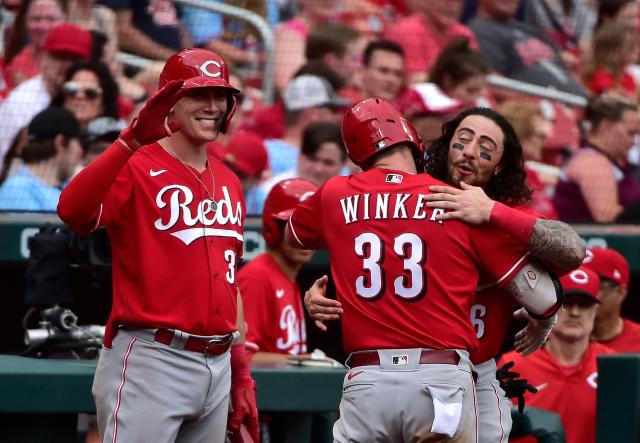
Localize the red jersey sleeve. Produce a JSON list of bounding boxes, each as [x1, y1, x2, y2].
[[238, 275, 273, 354], [469, 224, 530, 287], [287, 183, 326, 249], [100, 163, 134, 227]]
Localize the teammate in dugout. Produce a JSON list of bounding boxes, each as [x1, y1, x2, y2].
[[304, 106, 586, 443], [57, 49, 259, 443], [285, 98, 564, 442], [238, 178, 318, 363], [500, 266, 614, 443]]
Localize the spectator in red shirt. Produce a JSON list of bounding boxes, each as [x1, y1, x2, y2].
[[500, 266, 615, 443], [384, 0, 476, 83], [3, 0, 66, 88], [584, 246, 640, 353], [585, 23, 638, 98]]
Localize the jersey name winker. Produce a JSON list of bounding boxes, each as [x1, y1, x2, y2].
[[340, 193, 445, 224], [154, 184, 243, 245]]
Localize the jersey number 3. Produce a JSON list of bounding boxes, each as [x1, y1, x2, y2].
[[354, 232, 426, 301]]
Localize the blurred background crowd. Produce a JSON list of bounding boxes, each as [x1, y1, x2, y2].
[[2, 0, 640, 222]]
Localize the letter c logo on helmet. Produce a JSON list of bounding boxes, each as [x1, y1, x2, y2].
[[199, 60, 222, 78]]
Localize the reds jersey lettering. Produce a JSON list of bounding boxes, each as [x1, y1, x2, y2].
[[239, 254, 307, 356], [99, 144, 246, 337], [276, 305, 305, 353], [154, 185, 243, 245], [340, 193, 445, 224]]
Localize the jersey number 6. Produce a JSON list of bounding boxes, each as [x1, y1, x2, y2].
[[354, 232, 427, 301]]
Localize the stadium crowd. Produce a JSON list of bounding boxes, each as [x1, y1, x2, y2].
[[1, 0, 640, 442], [1, 0, 640, 220]]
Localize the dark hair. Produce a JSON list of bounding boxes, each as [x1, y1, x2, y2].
[[52, 60, 120, 120], [585, 95, 637, 131], [4, 0, 68, 64], [21, 135, 73, 164], [597, 0, 635, 28], [294, 60, 346, 91], [425, 107, 532, 206], [429, 37, 490, 91], [363, 39, 404, 66], [301, 122, 346, 160], [305, 23, 360, 60]]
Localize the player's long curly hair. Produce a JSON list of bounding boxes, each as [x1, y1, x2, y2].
[[425, 107, 532, 206]]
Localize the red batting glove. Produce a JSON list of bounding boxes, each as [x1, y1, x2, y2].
[[228, 344, 259, 443], [117, 79, 185, 152]]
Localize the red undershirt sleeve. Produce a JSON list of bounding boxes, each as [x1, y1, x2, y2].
[[57, 143, 132, 235]]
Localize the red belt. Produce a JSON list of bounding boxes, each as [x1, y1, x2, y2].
[[348, 350, 460, 368], [154, 329, 233, 356]]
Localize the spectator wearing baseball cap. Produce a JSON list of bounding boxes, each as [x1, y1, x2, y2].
[[0, 22, 92, 172], [583, 247, 640, 352], [81, 116, 127, 165], [500, 266, 614, 443], [263, 74, 349, 180], [0, 107, 83, 211]]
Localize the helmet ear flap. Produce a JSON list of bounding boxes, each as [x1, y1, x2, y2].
[[220, 94, 237, 134]]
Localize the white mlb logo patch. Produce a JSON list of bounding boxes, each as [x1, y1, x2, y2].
[[392, 354, 409, 365], [386, 173, 403, 184]]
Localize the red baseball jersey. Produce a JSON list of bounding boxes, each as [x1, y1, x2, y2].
[[287, 168, 530, 353], [98, 143, 246, 341], [596, 319, 640, 353], [470, 205, 542, 364], [238, 253, 307, 356], [500, 343, 615, 443]]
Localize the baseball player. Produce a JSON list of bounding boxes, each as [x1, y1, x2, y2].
[[285, 98, 563, 442], [583, 246, 640, 352], [500, 266, 615, 443], [238, 178, 318, 364], [57, 49, 259, 443], [304, 106, 585, 443]]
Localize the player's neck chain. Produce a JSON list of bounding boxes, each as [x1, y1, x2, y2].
[[165, 146, 218, 212]]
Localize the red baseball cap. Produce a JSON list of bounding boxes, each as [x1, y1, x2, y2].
[[582, 247, 629, 286], [559, 266, 601, 303], [396, 83, 465, 120], [44, 23, 92, 59], [209, 132, 268, 179]]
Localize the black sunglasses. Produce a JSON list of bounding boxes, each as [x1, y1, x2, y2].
[[62, 82, 103, 100]]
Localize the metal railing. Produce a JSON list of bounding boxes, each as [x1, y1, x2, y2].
[[487, 74, 587, 108], [116, 0, 275, 104]]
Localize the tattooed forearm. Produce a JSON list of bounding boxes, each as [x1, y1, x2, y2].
[[527, 219, 586, 270]]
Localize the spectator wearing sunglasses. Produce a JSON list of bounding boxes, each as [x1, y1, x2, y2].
[[0, 22, 91, 170], [52, 60, 121, 130]]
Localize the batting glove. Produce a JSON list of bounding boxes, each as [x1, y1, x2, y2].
[[513, 308, 557, 356], [496, 361, 538, 413], [117, 79, 185, 152], [228, 344, 259, 443]]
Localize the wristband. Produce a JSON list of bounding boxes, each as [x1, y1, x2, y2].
[[527, 271, 563, 321], [230, 344, 251, 382], [489, 202, 537, 246]]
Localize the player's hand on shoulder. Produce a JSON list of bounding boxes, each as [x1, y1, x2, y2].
[[304, 275, 342, 332], [425, 181, 495, 224], [513, 308, 557, 356], [117, 80, 186, 152]]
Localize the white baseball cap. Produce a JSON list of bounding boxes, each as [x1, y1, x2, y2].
[[282, 75, 350, 112]]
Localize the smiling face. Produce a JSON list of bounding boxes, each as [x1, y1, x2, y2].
[[446, 115, 505, 187], [298, 141, 346, 185], [27, 0, 65, 49], [63, 70, 104, 128], [172, 87, 229, 144], [362, 49, 405, 101]]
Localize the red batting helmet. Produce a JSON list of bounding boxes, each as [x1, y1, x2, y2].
[[262, 178, 319, 248], [160, 48, 240, 133], [341, 98, 424, 167]]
